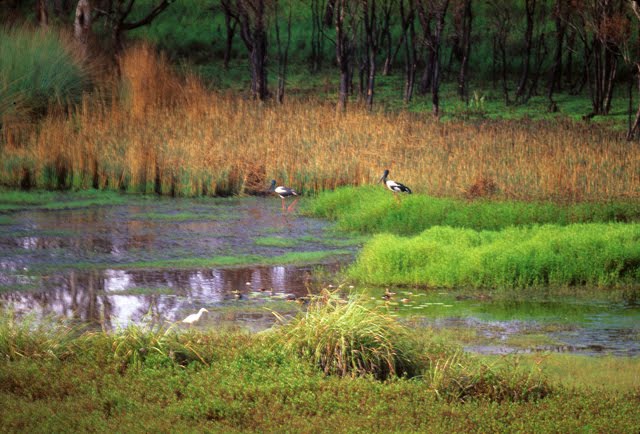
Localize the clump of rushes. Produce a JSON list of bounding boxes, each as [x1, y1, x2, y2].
[[0, 311, 77, 361], [425, 347, 551, 402], [306, 186, 640, 235], [349, 223, 640, 288], [270, 290, 424, 380]]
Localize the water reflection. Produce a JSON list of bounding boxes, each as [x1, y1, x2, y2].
[[0, 265, 323, 330]]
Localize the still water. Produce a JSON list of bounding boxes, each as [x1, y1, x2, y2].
[[0, 194, 638, 355]]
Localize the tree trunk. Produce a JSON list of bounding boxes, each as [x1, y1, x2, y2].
[[74, 0, 92, 59], [274, 0, 292, 104], [430, 0, 449, 116], [516, 0, 536, 102], [335, 0, 350, 112], [364, 0, 378, 110], [221, 0, 238, 70], [36, 0, 48, 26], [456, 0, 472, 100], [238, 0, 269, 101]]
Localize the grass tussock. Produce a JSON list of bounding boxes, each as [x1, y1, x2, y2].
[[0, 44, 637, 200], [350, 223, 640, 288], [0, 27, 88, 133], [306, 186, 640, 235], [270, 290, 423, 380], [3, 310, 640, 432]]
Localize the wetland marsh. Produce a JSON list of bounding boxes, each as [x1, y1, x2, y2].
[[1, 190, 637, 356]]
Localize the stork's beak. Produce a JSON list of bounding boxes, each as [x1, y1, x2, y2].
[[378, 175, 385, 183]]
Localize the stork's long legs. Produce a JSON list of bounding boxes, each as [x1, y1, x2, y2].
[[287, 198, 300, 213]]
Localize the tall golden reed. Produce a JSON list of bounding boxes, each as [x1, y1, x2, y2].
[[0, 44, 637, 201]]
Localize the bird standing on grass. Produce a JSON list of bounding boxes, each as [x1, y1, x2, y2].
[[182, 308, 208, 325], [379, 170, 412, 195], [269, 180, 300, 212]]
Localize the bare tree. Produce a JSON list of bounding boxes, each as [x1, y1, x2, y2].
[[515, 0, 537, 101], [488, 1, 513, 105], [400, 0, 417, 103], [94, 0, 175, 53], [453, 0, 472, 100]]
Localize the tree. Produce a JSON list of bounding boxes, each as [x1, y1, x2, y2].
[[274, 0, 292, 103], [453, 0, 472, 100], [74, 0, 91, 59], [94, 0, 175, 54], [236, 0, 269, 101], [416, 0, 450, 116], [334, 0, 358, 111], [624, 0, 640, 138]]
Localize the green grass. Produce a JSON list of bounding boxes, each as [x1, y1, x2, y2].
[[0, 189, 129, 211], [0, 27, 88, 120], [349, 223, 640, 288], [1, 309, 639, 432], [93, 249, 352, 271], [306, 186, 640, 235], [253, 236, 300, 248]]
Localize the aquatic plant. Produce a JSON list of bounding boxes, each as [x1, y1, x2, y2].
[[349, 223, 640, 288], [1, 44, 637, 200], [270, 290, 423, 379], [306, 186, 640, 235]]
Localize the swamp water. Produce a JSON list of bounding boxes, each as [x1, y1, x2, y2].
[[0, 194, 638, 356]]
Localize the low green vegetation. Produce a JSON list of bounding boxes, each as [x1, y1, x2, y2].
[[0, 189, 129, 211], [306, 186, 640, 235], [1, 305, 639, 432], [253, 236, 300, 248], [349, 223, 640, 288], [111, 249, 352, 270], [0, 27, 88, 120]]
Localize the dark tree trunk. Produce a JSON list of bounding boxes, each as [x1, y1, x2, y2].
[[74, 0, 92, 59], [310, 0, 326, 72], [547, 0, 566, 109], [516, 0, 536, 102], [274, 0, 292, 104], [237, 0, 269, 101], [221, 0, 238, 70], [416, 2, 433, 94], [400, 0, 417, 103], [430, 0, 449, 116], [335, 0, 351, 112], [364, 0, 378, 110], [380, 0, 394, 75], [456, 0, 472, 100]]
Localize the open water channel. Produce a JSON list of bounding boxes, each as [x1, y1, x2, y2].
[[0, 194, 638, 356]]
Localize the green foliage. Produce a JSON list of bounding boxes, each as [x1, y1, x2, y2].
[[0, 311, 77, 361], [0, 27, 88, 119], [270, 291, 423, 379], [1, 313, 639, 432], [306, 186, 640, 235], [349, 223, 640, 288]]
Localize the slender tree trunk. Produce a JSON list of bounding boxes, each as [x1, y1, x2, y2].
[[335, 0, 350, 112], [74, 0, 92, 59], [457, 0, 472, 100], [516, 0, 536, 102], [221, 1, 238, 70], [627, 64, 640, 139], [274, 0, 292, 104], [36, 0, 48, 26], [430, 0, 449, 116], [547, 0, 566, 110]]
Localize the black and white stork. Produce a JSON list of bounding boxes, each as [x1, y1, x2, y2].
[[379, 170, 412, 199], [269, 180, 300, 212]]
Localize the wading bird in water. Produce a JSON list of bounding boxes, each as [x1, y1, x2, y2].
[[379, 170, 412, 202], [269, 180, 299, 212], [182, 308, 208, 325]]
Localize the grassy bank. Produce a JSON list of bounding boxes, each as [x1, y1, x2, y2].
[[349, 223, 640, 288], [1, 45, 638, 201], [306, 186, 640, 235], [1, 302, 639, 432]]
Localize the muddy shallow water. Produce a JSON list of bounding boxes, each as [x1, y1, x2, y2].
[[0, 195, 638, 356]]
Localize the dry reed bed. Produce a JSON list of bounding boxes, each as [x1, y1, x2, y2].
[[1, 46, 637, 201]]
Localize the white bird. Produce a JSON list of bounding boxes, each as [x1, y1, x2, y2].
[[182, 308, 208, 325], [269, 179, 300, 212], [379, 169, 412, 195]]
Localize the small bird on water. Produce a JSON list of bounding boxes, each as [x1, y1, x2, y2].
[[269, 179, 300, 212], [182, 308, 208, 325]]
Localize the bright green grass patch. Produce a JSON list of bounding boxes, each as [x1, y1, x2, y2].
[[306, 186, 640, 235], [110, 249, 352, 270], [0, 189, 129, 211], [349, 223, 640, 288], [132, 211, 231, 221], [253, 236, 300, 248]]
